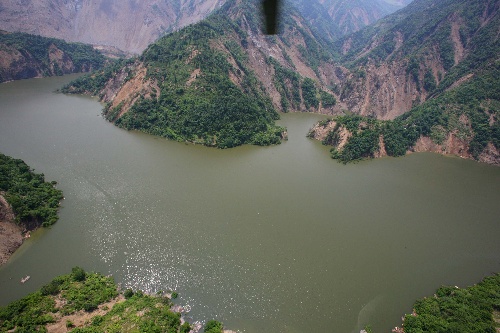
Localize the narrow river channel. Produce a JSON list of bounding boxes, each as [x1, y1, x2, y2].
[[1, 75, 499, 332]]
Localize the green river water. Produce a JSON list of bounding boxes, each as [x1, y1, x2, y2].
[[0, 75, 499, 332]]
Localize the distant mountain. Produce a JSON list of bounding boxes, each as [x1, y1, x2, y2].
[[0, 0, 225, 54], [309, 0, 500, 165], [0, 31, 106, 83], [0, 0, 413, 54], [289, 0, 412, 43]]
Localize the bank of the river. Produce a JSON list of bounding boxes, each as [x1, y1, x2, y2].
[[0, 153, 64, 266], [392, 273, 500, 333], [0, 194, 23, 266], [1, 75, 500, 333], [0, 267, 228, 333], [308, 117, 500, 166]]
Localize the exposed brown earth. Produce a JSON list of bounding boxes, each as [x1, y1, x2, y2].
[[494, 310, 500, 333], [308, 119, 499, 166], [308, 120, 352, 150], [450, 16, 466, 65], [46, 295, 125, 333], [99, 62, 159, 118], [0, 41, 92, 82], [0, 193, 23, 266], [374, 135, 388, 158], [0, 0, 225, 54], [340, 61, 417, 119], [479, 143, 500, 165], [408, 134, 472, 160]]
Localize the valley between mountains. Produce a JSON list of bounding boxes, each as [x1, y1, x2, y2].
[[0, 1, 500, 332]]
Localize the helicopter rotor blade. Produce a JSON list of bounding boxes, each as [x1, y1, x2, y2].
[[262, 0, 281, 35]]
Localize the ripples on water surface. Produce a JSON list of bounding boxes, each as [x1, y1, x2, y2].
[[0, 75, 499, 333]]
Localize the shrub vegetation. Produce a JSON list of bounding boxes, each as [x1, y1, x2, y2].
[[0, 153, 63, 228], [0, 268, 222, 333], [402, 274, 500, 333]]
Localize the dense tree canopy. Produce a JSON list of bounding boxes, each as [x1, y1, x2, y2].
[[0, 153, 63, 228]]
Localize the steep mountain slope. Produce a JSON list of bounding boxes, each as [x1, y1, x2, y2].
[[0, 31, 106, 83], [0, 0, 413, 55], [0, 0, 225, 54], [288, 0, 412, 45], [62, 0, 343, 147], [309, 0, 500, 165], [333, 0, 499, 119]]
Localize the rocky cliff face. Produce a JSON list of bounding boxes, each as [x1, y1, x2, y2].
[[0, 0, 225, 54]]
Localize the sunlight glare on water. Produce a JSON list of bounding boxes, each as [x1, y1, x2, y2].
[[0, 75, 499, 333]]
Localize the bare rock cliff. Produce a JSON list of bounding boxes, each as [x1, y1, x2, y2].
[[0, 0, 225, 54]]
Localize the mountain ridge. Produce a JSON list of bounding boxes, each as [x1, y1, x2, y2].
[[0, 0, 412, 54], [0, 0, 226, 54]]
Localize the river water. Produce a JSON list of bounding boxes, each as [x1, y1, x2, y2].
[[0, 75, 499, 332]]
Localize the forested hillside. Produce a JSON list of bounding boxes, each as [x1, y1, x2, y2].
[[331, 0, 499, 119], [57, 0, 498, 163], [0, 31, 106, 82], [62, 0, 342, 148], [309, 0, 500, 165]]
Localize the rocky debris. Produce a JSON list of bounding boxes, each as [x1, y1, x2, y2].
[[0, 194, 23, 266]]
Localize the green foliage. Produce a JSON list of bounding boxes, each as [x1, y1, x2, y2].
[[40, 278, 64, 296], [204, 320, 223, 333], [65, 5, 283, 149], [270, 57, 301, 112], [407, 56, 421, 91], [382, 120, 418, 157], [334, 128, 379, 163], [301, 78, 319, 109], [123, 289, 134, 299], [59, 271, 117, 315], [0, 268, 221, 333], [0, 291, 56, 331], [423, 70, 437, 92], [71, 266, 86, 282], [321, 122, 340, 146], [403, 273, 500, 333], [180, 322, 191, 333], [322, 59, 499, 163], [0, 268, 114, 331], [319, 116, 381, 163], [0, 153, 63, 228], [388, 61, 500, 159], [320, 91, 336, 107], [60, 59, 133, 96], [0, 32, 106, 82]]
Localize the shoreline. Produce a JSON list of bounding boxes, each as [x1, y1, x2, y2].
[[0, 194, 24, 266]]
